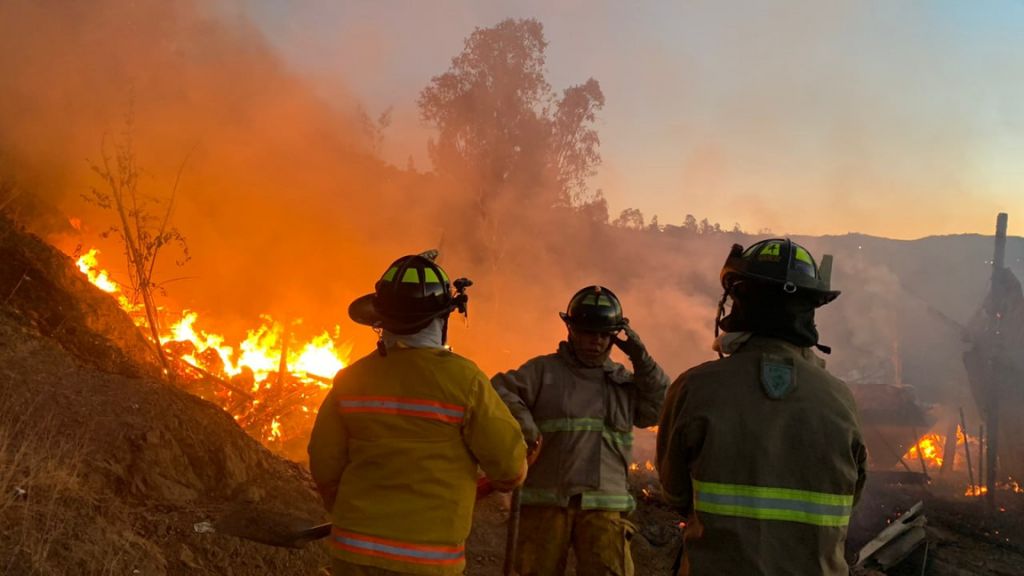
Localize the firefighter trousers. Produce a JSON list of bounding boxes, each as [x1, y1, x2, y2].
[[331, 558, 446, 576], [515, 504, 636, 576]]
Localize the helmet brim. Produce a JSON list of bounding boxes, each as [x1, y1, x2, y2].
[[349, 293, 451, 332], [725, 272, 841, 307], [560, 311, 627, 333], [348, 293, 384, 328]]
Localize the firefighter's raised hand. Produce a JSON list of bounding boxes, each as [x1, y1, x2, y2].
[[614, 322, 647, 361]]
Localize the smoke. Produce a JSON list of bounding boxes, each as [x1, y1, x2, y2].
[[0, 1, 1015, 408], [0, 0, 411, 346]]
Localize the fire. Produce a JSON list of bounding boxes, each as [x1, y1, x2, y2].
[[965, 480, 1024, 497], [293, 332, 347, 380], [76, 248, 146, 320], [74, 246, 352, 458], [903, 432, 945, 468], [965, 485, 987, 497], [76, 249, 119, 293], [903, 429, 1024, 498]]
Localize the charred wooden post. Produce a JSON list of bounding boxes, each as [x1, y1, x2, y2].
[[277, 323, 290, 389], [959, 407, 975, 490], [939, 420, 958, 476], [985, 212, 1008, 508], [978, 424, 985, 491]]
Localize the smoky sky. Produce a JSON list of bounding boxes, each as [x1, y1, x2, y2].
[[1, 0, 1020, 412]]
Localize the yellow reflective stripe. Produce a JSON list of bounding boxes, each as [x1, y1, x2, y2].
[[519, 489, 636, 511], [423, 268, 440, 283], [695, 481, 853, 506], [536, 418, 632, 446], [694, 481, 853, 528], [761, 242, 781, 256], [695, 502, 850, 527], [794, 246, 814, 266], [401, 268, 420, 283], [581, 492, 636, 511], [602, 429, 633, 446], [596, 295, 612, 307], [381, 267, 399, 282]]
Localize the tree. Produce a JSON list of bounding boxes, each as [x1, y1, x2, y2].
[[698, 218, 712, 235], [552, 78, 605, 207], [613, 207, 645, 230], [577, 191, 609, 224], [418, 18, 605, 213], [86, 115, 190, 375]]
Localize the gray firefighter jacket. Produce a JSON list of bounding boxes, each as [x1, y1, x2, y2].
[[492, 341, 669, 511]]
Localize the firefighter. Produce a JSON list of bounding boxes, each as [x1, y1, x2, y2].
[[492, 285, 670, 576], [656, 239, 868, 576], [308, 253, 527, 576]]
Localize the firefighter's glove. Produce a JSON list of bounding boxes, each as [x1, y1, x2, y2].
[[614, 323, 647, 362]]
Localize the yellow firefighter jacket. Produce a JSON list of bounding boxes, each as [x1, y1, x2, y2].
[[656, 336, 867, 576], [308, 347, 526, 575]]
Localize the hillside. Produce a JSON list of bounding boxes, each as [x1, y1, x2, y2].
[[0, 215, 329, 574]]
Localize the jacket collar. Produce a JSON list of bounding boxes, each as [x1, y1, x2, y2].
[[726, 334, 826, 368]]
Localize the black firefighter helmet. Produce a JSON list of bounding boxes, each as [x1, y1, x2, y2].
[[720, 238, 840, 306], [559, 285, 627, 333], [349, 253, 470, 335]]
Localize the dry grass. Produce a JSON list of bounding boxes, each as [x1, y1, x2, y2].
[[0, 398, 160, 575]]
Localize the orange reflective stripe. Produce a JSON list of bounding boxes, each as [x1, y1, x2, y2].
[[330, 528, 465, 565], [338, 395, 465, 424]]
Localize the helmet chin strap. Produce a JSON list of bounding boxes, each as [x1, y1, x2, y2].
[[714, 288, 730, 359]]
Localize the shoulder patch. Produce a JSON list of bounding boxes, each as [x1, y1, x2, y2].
[[760, 355, 796, 400]]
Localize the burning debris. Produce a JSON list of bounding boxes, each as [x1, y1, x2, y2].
[[74, 245, 352, 459]]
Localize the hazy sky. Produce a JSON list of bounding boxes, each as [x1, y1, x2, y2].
[[232, 0, 1024, 239]]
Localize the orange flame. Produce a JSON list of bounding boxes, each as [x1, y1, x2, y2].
[[76, 249, 119, 293], [903, 433, 945, 468], [74, 245, 351, 456], [966, 479, 1024, 497]]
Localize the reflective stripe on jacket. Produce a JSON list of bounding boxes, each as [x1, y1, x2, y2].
[[656, 336, 867, 576], [493, 341, 669, 511], [308, 348, 526, 576]]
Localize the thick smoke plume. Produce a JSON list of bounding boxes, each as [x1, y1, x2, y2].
[[1, 1, 1019, 407]]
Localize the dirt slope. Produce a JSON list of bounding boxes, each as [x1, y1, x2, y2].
[[0, 216, 329, 575]]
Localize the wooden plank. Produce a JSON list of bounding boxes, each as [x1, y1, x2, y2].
[[854, 501, 924, 566]]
